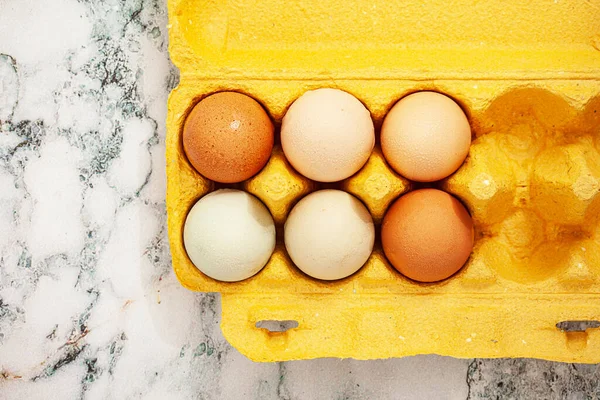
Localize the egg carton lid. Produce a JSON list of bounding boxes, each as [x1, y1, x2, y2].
[[168, 0, 600, 80]]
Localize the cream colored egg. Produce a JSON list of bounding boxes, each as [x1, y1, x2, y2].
[[381, 91, 472, 182], [183, 189, 276, 282], [281, 88, 375, 182], [284, 189, 375, 280]]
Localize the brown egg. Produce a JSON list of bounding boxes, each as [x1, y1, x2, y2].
[[183, 92, 274, 183], [381, 188, 474, 283]]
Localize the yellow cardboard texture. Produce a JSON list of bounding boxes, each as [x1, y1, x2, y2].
[[167, 0, 600, 361]]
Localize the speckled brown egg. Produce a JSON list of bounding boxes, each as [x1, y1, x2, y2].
[[381, 188, 474, 283], [183, 92, 274, 183]]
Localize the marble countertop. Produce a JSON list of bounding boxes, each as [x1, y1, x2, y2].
[[0, 1, 598, 399]]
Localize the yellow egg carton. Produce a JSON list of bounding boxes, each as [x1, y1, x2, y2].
[[166, 0, 600, 362]]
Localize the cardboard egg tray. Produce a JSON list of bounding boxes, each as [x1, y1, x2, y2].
[[166, 0, 600, 362]]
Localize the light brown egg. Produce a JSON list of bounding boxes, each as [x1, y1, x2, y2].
[[381, 188, 474, 282], [183, 92, 274, 183], [381, 91, 471, 182], [281, 88, 374, 182]]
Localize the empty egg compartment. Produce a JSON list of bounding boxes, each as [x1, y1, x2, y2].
[[443, 89, 600, 290], [167, 0, 600, 361]]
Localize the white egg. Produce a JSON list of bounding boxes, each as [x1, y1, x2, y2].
[[183, 189, 276, 282], [284, 189, 375, 280]]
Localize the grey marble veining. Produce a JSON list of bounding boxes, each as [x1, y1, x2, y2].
[[0, 0, 598, 399]]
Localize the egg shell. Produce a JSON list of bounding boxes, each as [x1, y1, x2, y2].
[[381, 188, 474, 283], [284, 189, 375, 280], [183, 189, 276, 282], [381, 91, 471, 182], [183, 92, 274, 183], [281, 88, 375, 182]]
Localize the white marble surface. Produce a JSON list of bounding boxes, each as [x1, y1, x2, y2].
[[0, 1, 598, 399]]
